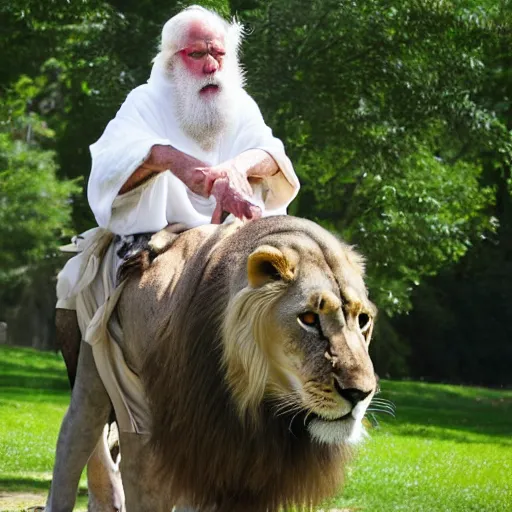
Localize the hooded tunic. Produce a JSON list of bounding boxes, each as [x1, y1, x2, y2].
[[87, 61, 300, 235]]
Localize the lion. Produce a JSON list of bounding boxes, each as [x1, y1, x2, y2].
[[46, 215, 377, 512]]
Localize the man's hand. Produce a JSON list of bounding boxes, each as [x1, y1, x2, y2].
[[185, 166, 226, 197], [210, 177, 262, 224], [208, 163, 261, 224]]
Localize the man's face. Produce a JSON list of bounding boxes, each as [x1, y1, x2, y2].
[[168, 19, 241, 149], [176, 21, 226, 96]]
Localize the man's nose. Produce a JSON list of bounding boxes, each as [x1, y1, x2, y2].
[[203, 54, 219, 74]]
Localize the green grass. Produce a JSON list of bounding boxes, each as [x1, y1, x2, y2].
[[1, 345, 511, 512], [333, 381, 512, 512], [0, 345, 87, 512]]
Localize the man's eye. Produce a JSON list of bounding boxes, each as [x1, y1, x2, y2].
[[188, 51, 205, 59]]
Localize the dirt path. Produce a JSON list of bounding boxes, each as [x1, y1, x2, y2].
[[0, 492, 45, 512], [0, 492, 86, 512], [0, 492, 356, 512]]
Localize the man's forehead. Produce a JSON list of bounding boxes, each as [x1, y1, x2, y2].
[[183, 20, 225, 46]]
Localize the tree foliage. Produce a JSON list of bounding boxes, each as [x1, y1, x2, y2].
[[0, 76, 80, 284], [236, 0, 511, 316], [1, 0, 511, 382], [392, 2, 512, 385]]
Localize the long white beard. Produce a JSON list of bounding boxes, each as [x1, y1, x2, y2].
[[169, 60, 243, 151]]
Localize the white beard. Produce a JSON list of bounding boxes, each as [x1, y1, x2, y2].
[[169, 59, 243, 151]]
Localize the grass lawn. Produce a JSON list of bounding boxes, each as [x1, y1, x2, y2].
[[0, 346, 88, 512], [1, 345, 511, 512]]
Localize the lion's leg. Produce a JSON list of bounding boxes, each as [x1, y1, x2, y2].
[[117, 432, 166, 512], [53, 308, 125, 512], [87, 423, 124, 512], [46, 341, 111, 512]]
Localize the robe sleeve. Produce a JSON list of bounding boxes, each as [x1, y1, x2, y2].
[[87, 86, 172, 229], [230, 91, 300, 212]]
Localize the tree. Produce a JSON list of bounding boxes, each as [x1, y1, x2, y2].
[[0, 0, 228, 346], [0, 76, 80, 285], [0, 76, 80, 348], [394, 2, 512, 386], [1, 0, 511, 380], [235, 0, 510, 315], [229, 0, 512, 376]]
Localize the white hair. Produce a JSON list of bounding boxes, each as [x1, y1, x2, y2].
[[154, 5, 244, 71], [152, 6, 245, 151]]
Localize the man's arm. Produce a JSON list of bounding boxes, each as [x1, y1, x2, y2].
[[119, 144, 266, 223], [119, 144, 220, 196], [226, 149, 279, 181]]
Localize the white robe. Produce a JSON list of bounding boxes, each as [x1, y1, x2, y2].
[[87, 62, 300, 235]]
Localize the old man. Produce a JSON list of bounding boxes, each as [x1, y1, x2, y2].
[[47, 5, 299, 512]]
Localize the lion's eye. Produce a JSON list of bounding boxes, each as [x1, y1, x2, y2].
[[298, 312, 320, 332], [301, 312, 318, 326], [358, 313, 371, 333]]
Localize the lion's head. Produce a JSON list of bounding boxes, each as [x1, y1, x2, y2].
[[222, 218, 377, 446], [126, 216, 377, 511]]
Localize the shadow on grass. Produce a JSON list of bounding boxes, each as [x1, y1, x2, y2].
[[0, 348, 70, 408], [0, 358, 69, 394], [386, 424, 512, 446], [0, 373, 69, 392], [0, 476, 88, 496], [376, 380, 512, 444], [0, 346, 64, 366], [0, 478, 50, 493]]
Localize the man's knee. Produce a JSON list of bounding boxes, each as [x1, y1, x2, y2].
[[56, 308, 81, 388]]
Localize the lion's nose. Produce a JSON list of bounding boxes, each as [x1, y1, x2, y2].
[[334, 382, 372, 406]]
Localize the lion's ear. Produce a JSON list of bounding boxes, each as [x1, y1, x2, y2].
[[247, 245, 296, 288]]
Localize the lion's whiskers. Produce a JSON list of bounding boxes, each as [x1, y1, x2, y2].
[[288, 409, 304, 435], [273, 401, 302, 418], [370, 397, 396, 409], [303, 408, 315, 427], [267, 393, 303, 419], [366, 397, 396, 419], [368, 397, 396, 416], [366, 407, 395, 418]]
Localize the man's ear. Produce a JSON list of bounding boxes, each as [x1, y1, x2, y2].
[[247, 245, 296, 288]]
